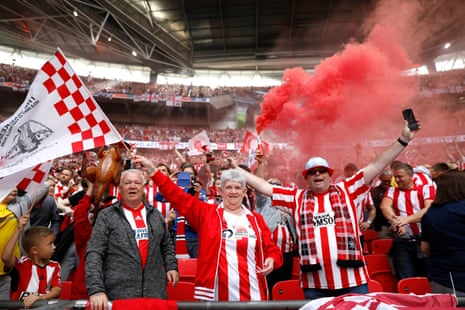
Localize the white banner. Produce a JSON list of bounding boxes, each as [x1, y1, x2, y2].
[[0, 48, 122, 178]]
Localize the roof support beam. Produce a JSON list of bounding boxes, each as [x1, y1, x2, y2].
[[95, 0, 192, 69]]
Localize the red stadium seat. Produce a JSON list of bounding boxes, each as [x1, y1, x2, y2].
[[368, 279, 384, 292], [364, 254, 393, 275], [177, 258, 197, 283], [370, 270, 399, 293], [364, 253, 398, 292], [272, 280, 305, 300], [362, 229, 379, 254], [397, 277, 432, 295], [371, 238, 393, 255], [167, 281, 197, 301]]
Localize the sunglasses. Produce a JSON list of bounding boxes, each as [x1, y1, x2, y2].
[[268, 182, 282, 186], [307, 168, 329, 176]]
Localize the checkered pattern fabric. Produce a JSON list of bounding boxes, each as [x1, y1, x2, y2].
[[300, 185, 363, 267], [16, 161, 52, 191], [42, 49, 115, 153], [0, 48, 121, 200]]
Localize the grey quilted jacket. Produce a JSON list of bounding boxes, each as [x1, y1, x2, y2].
[[85, 201, 177, 300]]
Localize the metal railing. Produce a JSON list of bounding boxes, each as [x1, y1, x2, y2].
[[1, 298, 465, 309]]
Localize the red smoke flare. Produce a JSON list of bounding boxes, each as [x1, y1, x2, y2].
[[255, 0, 465, 182]]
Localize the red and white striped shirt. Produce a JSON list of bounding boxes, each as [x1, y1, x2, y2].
[[217, 209, 263, 301], [154, 201, 171, 219], [413, 172, 435, 188], [384, 184, 435, 236], [354, 189, 373, 223], [272, 221, 295, 253], [122, 204, 149, 268], [12, 257, 61, 300], [272, 171, 369, 290], [143, 183, 157, 205]]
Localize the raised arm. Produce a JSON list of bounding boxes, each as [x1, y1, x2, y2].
[[2, 213, 30, 268], [229, 157, 273, 197], [363, 121, 418, 186]]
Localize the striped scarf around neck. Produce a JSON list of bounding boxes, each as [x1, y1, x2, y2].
[[299, 184, 364, 272]]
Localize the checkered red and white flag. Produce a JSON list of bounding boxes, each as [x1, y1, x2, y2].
[[0, 48, 122, 179], [0, 161, 53, 202]]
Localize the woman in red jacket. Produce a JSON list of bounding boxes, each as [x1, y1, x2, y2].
[[134, 155, 283, 302]]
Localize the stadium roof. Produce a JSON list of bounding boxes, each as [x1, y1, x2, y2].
[[1, 0, 465, 79]]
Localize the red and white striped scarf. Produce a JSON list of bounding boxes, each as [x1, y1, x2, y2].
[[300, 185, 363, 272], [175, 216, 190, 259]]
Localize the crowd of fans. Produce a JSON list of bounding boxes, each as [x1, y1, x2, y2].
[[0, 62, 272, 99], [3, 61, 465, 307], [2, 62, 465, 100], [116, 124, 246, 144]]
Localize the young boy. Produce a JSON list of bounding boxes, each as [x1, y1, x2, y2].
[[1, 212, 61, 308]]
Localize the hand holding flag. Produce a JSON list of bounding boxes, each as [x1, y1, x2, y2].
[[0, 48, 121, 200], [0, 48, 122, 179], [240, 130, 270, 169]]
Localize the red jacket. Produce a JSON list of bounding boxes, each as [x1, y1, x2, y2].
[[152, 171, 283, 301], [71, 194, 93, 299]]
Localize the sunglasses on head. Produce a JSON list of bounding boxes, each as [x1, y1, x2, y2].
[[307, 168, 329, 176]]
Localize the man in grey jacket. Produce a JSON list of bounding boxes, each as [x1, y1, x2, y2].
[[86, 168, 178, 309]]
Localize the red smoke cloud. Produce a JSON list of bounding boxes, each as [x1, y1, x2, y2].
[[255, 0, 463, 179]]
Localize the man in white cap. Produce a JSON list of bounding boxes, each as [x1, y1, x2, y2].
[[231, 120, 418, 299]]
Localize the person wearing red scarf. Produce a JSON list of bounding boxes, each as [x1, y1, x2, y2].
[[231, 120, 419, 300]]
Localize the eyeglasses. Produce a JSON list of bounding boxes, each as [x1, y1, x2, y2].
[[268, 182, 282, 186], [307, 168, 329, 176]]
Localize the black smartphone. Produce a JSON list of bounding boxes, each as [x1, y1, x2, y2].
[[402, 108, 419, 130]]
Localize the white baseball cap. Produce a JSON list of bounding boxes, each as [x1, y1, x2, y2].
[[301, 157, 334, 177]]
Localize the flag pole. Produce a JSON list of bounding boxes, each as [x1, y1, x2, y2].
[[120, 140, 131, 154]]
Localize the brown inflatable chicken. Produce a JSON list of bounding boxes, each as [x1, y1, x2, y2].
[[81, 143, 123, 211]]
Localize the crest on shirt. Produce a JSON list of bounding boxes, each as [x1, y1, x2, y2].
[[222, 228, 234, 239]]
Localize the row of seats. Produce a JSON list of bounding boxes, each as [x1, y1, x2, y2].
[[362, 229, 393, 255], [61, 275, 430, 302], [271, 277, 432, 300], [61, 276, 432, 302], [61, 253, 430, 301]]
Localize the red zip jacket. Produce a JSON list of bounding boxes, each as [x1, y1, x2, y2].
[[71, 194, 93, 299], [152, 170, 283, 301]]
